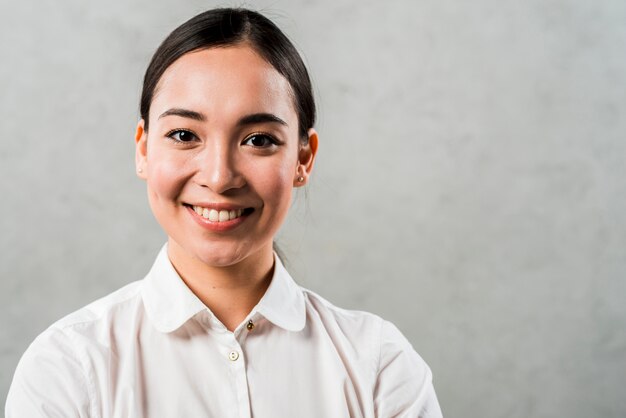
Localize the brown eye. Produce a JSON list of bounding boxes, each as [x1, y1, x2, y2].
[[167, 129, 197, 142], [243, 134, 278, 148]]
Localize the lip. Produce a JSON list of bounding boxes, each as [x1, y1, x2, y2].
[[184, 204, 252, 232], [185, 201, 248, 211]]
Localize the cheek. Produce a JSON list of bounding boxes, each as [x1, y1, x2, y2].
[[252, 159, 295, 208], [146, 149, 189, 202]]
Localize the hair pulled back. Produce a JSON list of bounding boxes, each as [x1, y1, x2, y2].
[[140, 8, 316, 141]]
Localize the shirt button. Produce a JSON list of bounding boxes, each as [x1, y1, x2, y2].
[[228, 350, 240, 361]]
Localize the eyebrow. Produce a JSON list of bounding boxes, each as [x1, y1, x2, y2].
[[158, 108, 206, 121], [237, 113, 288, 127], [157, 108, 288, 127]]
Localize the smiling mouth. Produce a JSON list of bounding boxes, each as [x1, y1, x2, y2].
[[185, 204, 254, 222]]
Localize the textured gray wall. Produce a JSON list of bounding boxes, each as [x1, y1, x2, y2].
[[1, 0, 625, 416]]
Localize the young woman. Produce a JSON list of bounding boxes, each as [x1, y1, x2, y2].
[[6, 8, 442, 417]]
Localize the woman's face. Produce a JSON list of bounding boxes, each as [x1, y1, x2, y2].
[[135, 45, 316, 268]]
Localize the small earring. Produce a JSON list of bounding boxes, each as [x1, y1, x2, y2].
[[297, 176, 305, 183], [137, 168, 143, 173]]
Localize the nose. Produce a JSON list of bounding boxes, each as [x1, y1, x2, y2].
[[194, 142, 245, 194]]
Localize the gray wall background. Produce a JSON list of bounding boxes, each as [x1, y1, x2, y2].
[[1, 0, 625, 416]]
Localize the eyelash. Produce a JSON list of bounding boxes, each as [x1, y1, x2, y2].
[[164, 129, 280, 148], [165, 129, 198, 144], [242, 132, 280, 148]]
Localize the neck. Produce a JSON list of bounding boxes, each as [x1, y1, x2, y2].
[[167, 239, 274, 332]]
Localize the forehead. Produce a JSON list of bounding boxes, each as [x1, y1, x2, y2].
[[150, 45, 297, 124]]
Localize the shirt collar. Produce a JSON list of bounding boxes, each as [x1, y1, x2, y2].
[[141, 243, 207, 333], [141, 242, 306, 333], [253, 253, 306, 332]]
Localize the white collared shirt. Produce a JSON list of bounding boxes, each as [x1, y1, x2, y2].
[[6, 243, 442, 418]]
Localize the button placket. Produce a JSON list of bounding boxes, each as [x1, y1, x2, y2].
[[224, 340, 251, 418], [228, 350, 240, 361]]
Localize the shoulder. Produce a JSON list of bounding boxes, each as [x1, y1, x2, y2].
[[32, 279, 145, 368], [300, 287, 416, 349], [301, 287, 443, 417], [302, 287, 385, 333], [21, 279, 143, 357], [53, 280, 143, 330], [300, 287, 423, 369], [5, 281, 143, 417]]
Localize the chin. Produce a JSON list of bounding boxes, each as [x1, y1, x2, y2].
[[187, 236, 275, 269], [196, 251, 245, 268], [187, 241, 247, 267]]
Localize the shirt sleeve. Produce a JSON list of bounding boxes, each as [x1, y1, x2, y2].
[[5, 327, 92, 418], [373, 320, 443, 418]]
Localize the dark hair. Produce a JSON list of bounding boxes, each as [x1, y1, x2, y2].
[[140, 8, 316, 141]]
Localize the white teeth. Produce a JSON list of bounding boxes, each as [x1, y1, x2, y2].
[[192, 205, 247, 222]]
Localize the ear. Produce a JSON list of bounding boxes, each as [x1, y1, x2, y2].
[[294, 128, 319, 187], [135, 119, 148, 180]]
